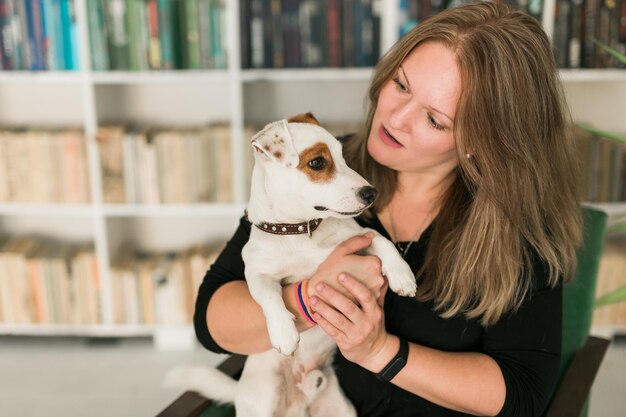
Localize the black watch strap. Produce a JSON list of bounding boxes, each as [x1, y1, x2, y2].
[[376, 337, 409, 382]]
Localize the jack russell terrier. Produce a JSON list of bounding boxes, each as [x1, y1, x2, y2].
[[167, 113, 417, 417]]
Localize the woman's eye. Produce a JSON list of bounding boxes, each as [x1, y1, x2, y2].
[[428, 114, 445, 131], [392, 77, 408, 92], [308, 157, 327, 170]]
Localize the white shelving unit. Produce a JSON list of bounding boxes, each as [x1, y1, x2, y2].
[[0, 1, 625, 347]]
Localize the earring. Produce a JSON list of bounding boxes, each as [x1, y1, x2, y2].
[[466, 153, 471, 159]]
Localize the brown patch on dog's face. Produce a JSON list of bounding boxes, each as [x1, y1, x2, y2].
[[297, 142, 336, 183], [288, 112, 320, 125]]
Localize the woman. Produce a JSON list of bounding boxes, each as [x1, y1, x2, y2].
[[194, 2, 583, 416]]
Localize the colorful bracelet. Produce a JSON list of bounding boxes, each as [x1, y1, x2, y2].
[[295, 280, 317, 325]]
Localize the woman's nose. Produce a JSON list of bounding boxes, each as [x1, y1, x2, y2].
[[388, 101, 416, 132]]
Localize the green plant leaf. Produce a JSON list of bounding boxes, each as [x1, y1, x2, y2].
[[592, 37, 626, 65], [595, 285, 626, 308], [576, 124, 626, 144]]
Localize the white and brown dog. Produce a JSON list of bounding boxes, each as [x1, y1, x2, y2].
[[167, 113, 416, 417]]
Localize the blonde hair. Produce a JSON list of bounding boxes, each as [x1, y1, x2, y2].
[[344, 1, 583, 326]]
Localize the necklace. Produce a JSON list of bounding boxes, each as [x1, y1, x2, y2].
[[387, 202, 434, 259]]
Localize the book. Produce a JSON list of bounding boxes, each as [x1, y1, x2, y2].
[[87, 0, 108, 70], [592, 236, 626, 326], [97, 125, 126, 203], [106, 0, 131, 70]]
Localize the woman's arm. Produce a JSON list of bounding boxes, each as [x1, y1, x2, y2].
[[311, 270, 561, 417], [205, 280, 315, 354]]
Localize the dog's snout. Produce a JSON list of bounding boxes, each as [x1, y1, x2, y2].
[[358, 186, 377, 205]]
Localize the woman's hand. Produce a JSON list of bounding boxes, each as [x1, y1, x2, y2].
[[308, 233, 386, 302], [309, 272, 395, 371]]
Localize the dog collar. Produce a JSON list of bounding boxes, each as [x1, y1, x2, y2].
[[245, 211, 323, 237]]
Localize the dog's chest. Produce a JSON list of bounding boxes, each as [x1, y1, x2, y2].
[[243, 219, 361, 284]]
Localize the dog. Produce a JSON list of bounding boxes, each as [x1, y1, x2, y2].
[[167, 113, 417, 417]]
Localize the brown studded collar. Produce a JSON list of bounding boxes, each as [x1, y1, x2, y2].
[[245, 211, 323, 237]]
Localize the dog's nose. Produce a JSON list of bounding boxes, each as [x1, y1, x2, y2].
[[358, 186, 378, 205]]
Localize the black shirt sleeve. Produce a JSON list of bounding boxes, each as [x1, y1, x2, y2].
[[485, 256, 562, 417], [193, 215, 251, 353]]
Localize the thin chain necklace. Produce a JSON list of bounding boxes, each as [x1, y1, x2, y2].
[[387, 202, 434, 259]]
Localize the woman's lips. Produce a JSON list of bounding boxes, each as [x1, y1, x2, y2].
[[378, 125, 403, 148]]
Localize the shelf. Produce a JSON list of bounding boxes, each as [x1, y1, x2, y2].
[[0, 71, 83, 84], [0, 323, 155, 337], [560, 69, 626, 83], [591, 324, 626, 338], [1, 68, 623, 84], [91, 70, 231, 84], [0, 203, 94, 217], [103, 203, 246, 217], [241, 68, 374, 82]]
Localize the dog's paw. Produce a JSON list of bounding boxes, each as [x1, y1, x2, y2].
[[383, 260, 417, 297], [267, 312, 300, 355]]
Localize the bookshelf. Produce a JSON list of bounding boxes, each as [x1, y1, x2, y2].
[[0, 1, 625, 348]]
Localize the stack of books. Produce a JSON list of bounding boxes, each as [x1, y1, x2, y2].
[[97, 123, 236, 204], [240, 0, 381, 68], [0, 237, 99, 325], [592, 235, 626, 327], [0, 0, 80, 71], [110, 241, 224, 326], [0, 129, 90, 204], [87, 0, 228, 71], [575, 126, 626, 203]]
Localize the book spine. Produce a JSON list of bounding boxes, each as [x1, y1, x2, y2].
[[282, 0, 300, 68], [157, 0, 174, 69], [106, 0, 131, 70], [59, 0, 78, 70], [183, 0, 201, 69], [42, 0, 57, 70], [211, 0, 227, 69], [326, 0, 342, 67], [249, 0, 264, 68], [198, 0, 214, 68], [0, 1, 11, 70], [146, 0, 162, 69], [86, 0, 108, 70], [239, 0, 251, 68], [583, 0, 600, 67], [553, 0, 571, 68]]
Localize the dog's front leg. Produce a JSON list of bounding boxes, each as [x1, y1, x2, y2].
[[365, 231, 417, 297], [247, 274, 300, 355]]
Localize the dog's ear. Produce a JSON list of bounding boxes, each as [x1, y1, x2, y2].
[[251, 120, 300, 168], [287, 112, 320, 125]]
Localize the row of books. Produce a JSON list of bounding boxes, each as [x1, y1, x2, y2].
[[240, 0, 382, 68], [0, 237, 99, 325], [576, 127, 626, 203], [110, 242, 223, 326], [88, 0, 228, 71], [398, 0, 544, 37], [0, 129, 90, 204], [97, 123, 242, 204], [0, 0, 79, 71], [553, 0, 626, 69], [592, 234, 626, 326]]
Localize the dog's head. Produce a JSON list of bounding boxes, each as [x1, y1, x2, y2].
[[250, 113, 376, 220]]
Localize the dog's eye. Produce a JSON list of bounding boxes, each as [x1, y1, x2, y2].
[[307, 157, 327, 171]]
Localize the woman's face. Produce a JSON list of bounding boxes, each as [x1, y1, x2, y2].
[[367, 41, 461, 176]]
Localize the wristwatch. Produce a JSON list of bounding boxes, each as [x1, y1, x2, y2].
[[376, 337, 409, 382]]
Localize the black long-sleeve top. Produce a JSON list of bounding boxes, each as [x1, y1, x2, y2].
[[194, 213, 561, 417]]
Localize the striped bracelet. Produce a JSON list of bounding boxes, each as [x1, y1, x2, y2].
[[295, 280, 317, 325]]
